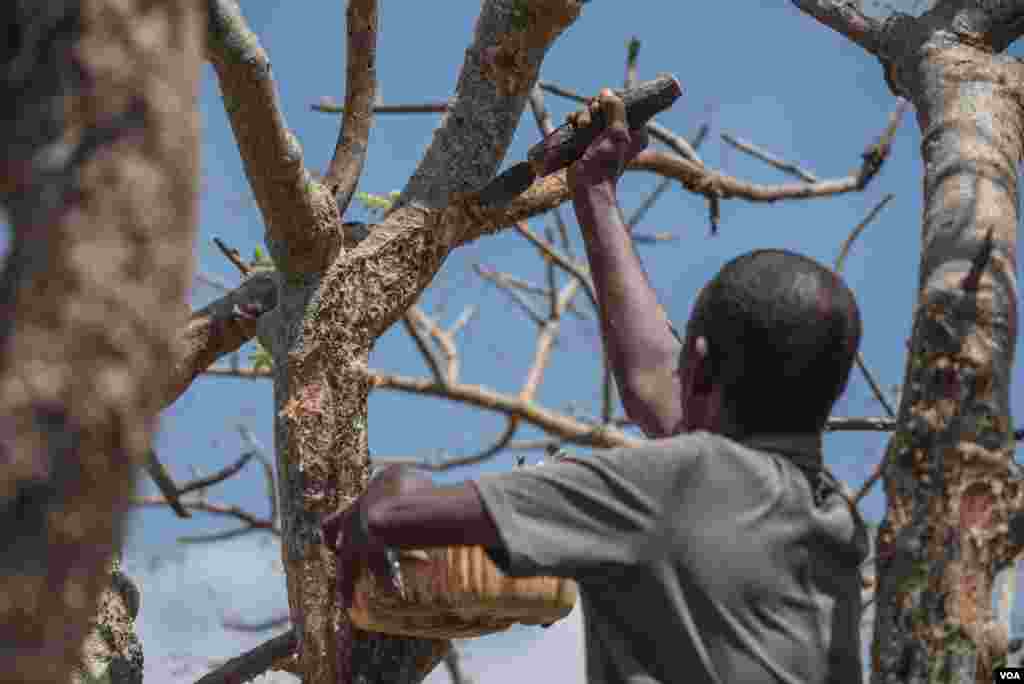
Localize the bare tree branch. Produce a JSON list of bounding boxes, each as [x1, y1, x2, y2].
[[194, 629, 297, 684], [626, 177, 673, 229], [789, 0, 887, 55], [444, 647, 473, 684], [206, 0, 340, 274], [834, 193, 894, 273], [403, 311, 447, 384], [720, 132, 819, 183], [133, 496, 279, 536], [474, 266, 589, 319], [178, 451, 254, 496], [238, 425, 279, 527], [145, 449, 192, 518], [514, 221, 598, 310], [213, 236, 253, 276], [166, 272, 278, 408], [360, 367, 643, 449], [313, 99, 450, 114], [324, 0, 378, 216]]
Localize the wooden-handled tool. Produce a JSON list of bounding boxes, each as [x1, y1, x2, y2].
[[477, 74, 682, 209]]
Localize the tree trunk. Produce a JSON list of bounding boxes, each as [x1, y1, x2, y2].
[[0, 1, 202, 682], [870, 27, 1024, 684]]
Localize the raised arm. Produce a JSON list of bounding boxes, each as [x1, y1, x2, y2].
[[568, 91, 683, 437]]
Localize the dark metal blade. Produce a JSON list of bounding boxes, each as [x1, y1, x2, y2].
[[477, 161, 536, 209]]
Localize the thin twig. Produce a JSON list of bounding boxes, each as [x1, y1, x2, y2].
[[477, 265, 547, 326], [194, 629, 297, 684], [628, 96, 908, 205], [474, 266, 589, 320], [529, 84, 557, 137], [448, 305, 476, 336], [313, 99, 449, 114], [377, 419, 521, 472], [213, 237, 251, 277], [177, 452, 254, 496], [402, 311, 447, 384], [632, 232, 678, 244], [544, 224, 560, 314], [514, 222, 598, 311], [626, 177, 673, 229], [237, 425, 278, 527], [444, 646, 473, 684], [521, 279, 581, 399], [360, 367, 643, 449], [324, 0, 378, 214], [132, 497, 278, 535], [834, 193, 895, 273], [856, 98, 910, 189], [144, 450, 191, 518], [408, 305, 462, 383], [720, 132, 819, 183]]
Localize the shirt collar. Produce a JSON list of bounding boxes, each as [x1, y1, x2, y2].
[[739, 433, 823, 471]]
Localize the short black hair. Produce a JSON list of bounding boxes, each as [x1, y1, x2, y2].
[[685, 249, 861, 434]]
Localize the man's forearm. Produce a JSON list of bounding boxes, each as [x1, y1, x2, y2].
[[365, 482, 502, 550], [573, 183, 683, 436]]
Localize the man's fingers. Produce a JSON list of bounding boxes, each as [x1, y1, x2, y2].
[[626, 125, 650, 159], [597, 88, 628, 131]]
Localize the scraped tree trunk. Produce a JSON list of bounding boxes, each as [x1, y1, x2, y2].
[[203, 1, 585, 681], [791, 3, 1024, 682], [871, 41, 1024, 684]]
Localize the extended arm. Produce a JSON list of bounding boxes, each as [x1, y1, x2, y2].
[[569, 92, 683, 437], [365, 481, 501, 549]]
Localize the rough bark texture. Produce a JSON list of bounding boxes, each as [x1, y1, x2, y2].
[[863, 6, 1024, 684], [873, 50, 1024, 684], [791, 3, 1024, 682], [207, 0, 342, 276], [166, 271, 279, 408], [0, 0, 202, 682], [71, 556, 143, 684]]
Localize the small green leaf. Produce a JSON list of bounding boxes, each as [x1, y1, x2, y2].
[[250, 341, 274, 373], [355, 191, 395, 213]]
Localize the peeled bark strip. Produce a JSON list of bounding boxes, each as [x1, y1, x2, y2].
[[0, 1, 202, 682], [870, 37, 1024, 684]]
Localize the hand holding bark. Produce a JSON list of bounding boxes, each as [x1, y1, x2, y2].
[[322, 465, 435, 610], [566, 88, 649, 193]]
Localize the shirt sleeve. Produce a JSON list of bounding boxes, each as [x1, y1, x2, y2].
[[473, 434, 706, 578]]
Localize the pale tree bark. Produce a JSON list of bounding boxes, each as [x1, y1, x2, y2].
[[0, 1, 203, 683], [793, 1, 1024, 682]]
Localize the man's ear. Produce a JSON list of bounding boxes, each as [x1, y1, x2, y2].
[[691, 336, 716, 395]]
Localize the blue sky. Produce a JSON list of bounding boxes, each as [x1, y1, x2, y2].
[[76, 1, 1023, 681]]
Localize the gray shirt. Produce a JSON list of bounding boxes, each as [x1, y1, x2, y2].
[[474, 431, 868, 684]]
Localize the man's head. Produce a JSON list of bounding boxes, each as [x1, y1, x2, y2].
[[678, 249, 861, 436]]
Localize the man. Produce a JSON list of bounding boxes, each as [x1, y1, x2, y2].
[[324, 90, 869, 684]]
